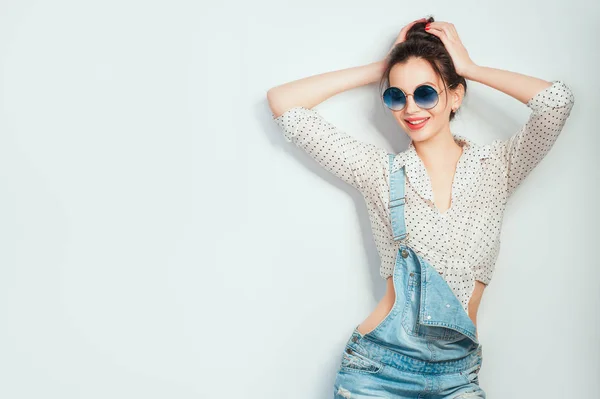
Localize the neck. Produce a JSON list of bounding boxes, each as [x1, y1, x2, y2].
[[412, 132, 463, 167]]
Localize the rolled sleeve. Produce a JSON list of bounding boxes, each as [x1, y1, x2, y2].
[[272, 106, 388, 194], [493, 80, 575, 198]]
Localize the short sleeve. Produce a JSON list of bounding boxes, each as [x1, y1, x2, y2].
[[272, 106, 388, 194], [492, 80, 575, 198]]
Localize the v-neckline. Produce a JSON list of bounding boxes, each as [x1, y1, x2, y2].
[[393, 134, 490, 219], [415, 143, 466, 217]]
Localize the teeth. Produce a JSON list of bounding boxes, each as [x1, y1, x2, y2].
[[407, 118, 428, 125]]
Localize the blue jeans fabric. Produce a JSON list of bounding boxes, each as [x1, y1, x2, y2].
[[332, 154, 486, 398]]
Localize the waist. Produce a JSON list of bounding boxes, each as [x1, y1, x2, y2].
[[347, 327, 483, 373], [362, 278, 480, 331]]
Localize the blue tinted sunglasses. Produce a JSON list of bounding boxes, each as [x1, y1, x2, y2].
[[382, 84, 448, 111]]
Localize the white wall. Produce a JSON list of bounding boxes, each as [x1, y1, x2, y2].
[[0, 1, 597, 398]]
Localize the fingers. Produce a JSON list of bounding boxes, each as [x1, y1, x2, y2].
[[426, 22, 458, 41], [396, 18, 428, 44], [425, 27, 446, 45]]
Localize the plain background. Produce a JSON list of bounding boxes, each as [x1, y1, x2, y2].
[[0, 1, 597, 398]]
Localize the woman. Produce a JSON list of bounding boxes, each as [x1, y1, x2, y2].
[[266, 16, 574, 398]]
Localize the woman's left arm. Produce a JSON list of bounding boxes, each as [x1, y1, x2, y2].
[[464, 65, 575, 197], [463, 64, 556, 104], [425, 22, 576, 198]]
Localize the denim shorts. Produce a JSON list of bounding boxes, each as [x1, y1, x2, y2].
[[333, 324, 484, 398]]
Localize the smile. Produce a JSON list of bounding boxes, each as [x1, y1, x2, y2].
[[404, 117, 430, 130]]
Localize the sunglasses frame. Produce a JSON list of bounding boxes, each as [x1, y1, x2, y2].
[[382, 83, 450, 111]]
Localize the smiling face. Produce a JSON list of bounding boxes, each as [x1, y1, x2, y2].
[[387, 57, 463, 143]]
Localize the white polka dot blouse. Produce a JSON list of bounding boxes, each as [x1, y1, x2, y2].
[[271, 80, 575, 314]]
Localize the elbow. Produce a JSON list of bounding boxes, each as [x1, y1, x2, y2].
[[267, 88, 301, 119], [267, 88, 283, 118], [267, 86, 285, 105], [266, 87, 277, 101], [267, 85, 310, 118]]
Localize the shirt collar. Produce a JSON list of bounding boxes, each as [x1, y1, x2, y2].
[[391, 134, 491, 203]]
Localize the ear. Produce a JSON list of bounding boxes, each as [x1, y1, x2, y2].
[[450, 83, 465, 111]]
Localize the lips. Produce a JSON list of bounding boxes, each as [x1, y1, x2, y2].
[[404, 117, 430, 130]]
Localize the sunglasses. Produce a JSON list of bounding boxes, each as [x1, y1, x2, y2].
[[382, 84, 449, 111]]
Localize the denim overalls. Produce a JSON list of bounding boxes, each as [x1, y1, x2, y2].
[[333, 154, 486, 399]]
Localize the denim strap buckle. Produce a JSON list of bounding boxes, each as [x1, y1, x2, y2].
[[388, 196, 406, 209], [393, 231, 409, 241]]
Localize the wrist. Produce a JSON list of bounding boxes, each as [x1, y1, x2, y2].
[[461, 63, 481, 80], [369, 60, 388, 84]]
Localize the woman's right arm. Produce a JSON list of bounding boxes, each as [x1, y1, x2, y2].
[[267, 61, 386, 117], [266, 61, 390, 193]]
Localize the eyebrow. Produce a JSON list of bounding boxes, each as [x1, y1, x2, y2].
[[420, 81, 438, 88], [393, 81, 439, 91]]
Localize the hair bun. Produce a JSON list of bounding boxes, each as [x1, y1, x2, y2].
[[405, 16, 435, 41]]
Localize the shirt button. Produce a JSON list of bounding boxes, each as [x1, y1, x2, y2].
[[401, 250, 409, 258], [427, 315, 432, 320]]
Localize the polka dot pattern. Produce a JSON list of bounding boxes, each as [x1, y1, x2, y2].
[[272, 80, 574, 314]]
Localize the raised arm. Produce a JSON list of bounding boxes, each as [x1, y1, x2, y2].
[[494, 80, 575, 197], [267, 61, 389, 193], [268, 18, 427, 117], [267, 61, 386, 119], [460, 65, 575, 197]]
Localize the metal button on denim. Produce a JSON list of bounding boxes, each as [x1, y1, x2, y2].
[[401, 250, 408, 258]]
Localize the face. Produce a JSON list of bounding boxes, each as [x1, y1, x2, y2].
[[387, 57, 463, 143]]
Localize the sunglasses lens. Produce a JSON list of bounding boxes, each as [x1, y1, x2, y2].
[[414, 85, 439, 109], [383, 87, 406, 110]]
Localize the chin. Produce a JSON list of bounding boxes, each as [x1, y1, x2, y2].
[[407, 132, 434, 143], [404, 123, 437, 142]]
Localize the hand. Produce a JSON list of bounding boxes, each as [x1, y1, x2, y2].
[[385, 18, 428, 58], [424, 21, 477, 77]]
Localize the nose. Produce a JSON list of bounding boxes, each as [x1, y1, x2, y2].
[[404, 95, 421, 114]]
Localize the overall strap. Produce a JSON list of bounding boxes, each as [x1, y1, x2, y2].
[[388, 153, 408, 242]]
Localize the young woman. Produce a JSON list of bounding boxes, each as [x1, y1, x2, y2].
[[266, 16, 574, 398]]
